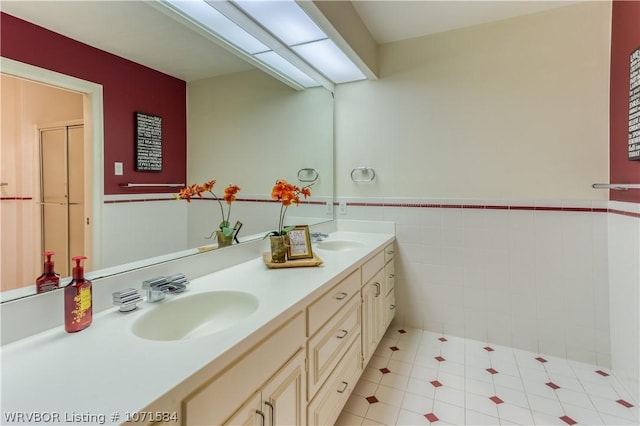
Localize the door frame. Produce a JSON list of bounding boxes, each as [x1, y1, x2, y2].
[[1, 57, 104, 269]]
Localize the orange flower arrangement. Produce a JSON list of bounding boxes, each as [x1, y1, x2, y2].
[[268, 179, 313, 236], [176, 179, 241, 238]]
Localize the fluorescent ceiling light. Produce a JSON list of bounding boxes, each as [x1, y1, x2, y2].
[[162, 0, 367, 91], [293, 39, 366, 84]]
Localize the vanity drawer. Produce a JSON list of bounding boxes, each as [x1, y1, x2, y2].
[[307, 338, 363, 426], [362, 250, 384, 284], [385, 261, 395, 294], [183, 312, 304, 426], [307, 268, 360, 336], [307, 295, 361, 398], [384, 242, 395, 264]]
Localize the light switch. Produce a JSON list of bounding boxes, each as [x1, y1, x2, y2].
[[114, 162, 123, 176]]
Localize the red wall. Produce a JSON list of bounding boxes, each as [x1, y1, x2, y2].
[[0, 12, 187, 195], [610, 0, 640, 203]]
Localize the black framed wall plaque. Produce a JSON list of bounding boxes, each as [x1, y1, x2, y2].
[[135, 112, 163, 171]]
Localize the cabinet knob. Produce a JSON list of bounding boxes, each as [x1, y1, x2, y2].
[[337, 329, 348, 339], [388, 273, 395, 278], [390, 304, 396, 310], [337, 381, 349, 394], [374, 282, 381, 297]]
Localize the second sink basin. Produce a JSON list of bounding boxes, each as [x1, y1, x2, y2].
[[131, 290, 259, 341], [315, 240, 366, 251]]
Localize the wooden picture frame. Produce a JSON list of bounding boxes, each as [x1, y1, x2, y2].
[[287, 225, 313, 260]]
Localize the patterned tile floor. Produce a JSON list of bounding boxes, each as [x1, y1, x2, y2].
[[336, 328, 638, 425]]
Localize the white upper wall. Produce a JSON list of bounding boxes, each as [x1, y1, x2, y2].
[[334, 1, 611, 200]]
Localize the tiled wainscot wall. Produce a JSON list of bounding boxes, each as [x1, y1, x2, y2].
[[337, 197, 640, 402]]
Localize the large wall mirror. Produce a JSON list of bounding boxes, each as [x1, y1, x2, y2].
[[0, 2, 334, 303]]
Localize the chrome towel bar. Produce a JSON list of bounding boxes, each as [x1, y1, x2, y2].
[[120, 183, 185, 188], [592, 183, 640, 190]]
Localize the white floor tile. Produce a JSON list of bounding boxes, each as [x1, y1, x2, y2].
[[496, 402, 535, 425], [465, 409, 501, 425], [344, 394, 372, 417], [531, 411, 569, 425], [380, 372, 410, 391], [388, 359, 414, 377], [396, 409, 431, 425], [365, 401, 401, 426], [376, 384, 407, 408], [354, 379, 380, 397], [344, 332, 633, 426], [465, 392, 499, 418], [436, 371, 465, 391], [401, 392, 434, 414], [556, 388, 596, 410], [432, 399, 466, 425], [434, 386, 466, 409], [526, 393, 564, 417], [335, 411, 364, 426]]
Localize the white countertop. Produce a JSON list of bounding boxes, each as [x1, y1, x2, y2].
[[0, 231, 394, 425]]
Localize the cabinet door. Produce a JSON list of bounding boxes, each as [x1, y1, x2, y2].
[[262, 350, 306, 426], [225, 392, 262, 426], [362, 269, 383, 364]]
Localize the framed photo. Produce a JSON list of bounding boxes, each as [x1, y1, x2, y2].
[[287, 225, 313, 260]]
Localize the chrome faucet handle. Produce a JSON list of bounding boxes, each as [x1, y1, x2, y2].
[[112, 288, 143, 312], [142, 276, 169, 302]]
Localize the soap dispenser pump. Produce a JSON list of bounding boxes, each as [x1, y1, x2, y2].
[[64, 256, 92, 333], [36, 251, 60, 294]]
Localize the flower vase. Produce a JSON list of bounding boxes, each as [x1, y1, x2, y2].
[[270, 235, 288, 263], [216, 230, 233, 248]]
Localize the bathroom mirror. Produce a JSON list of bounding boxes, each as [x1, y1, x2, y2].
[[0, 3, 334, 302]]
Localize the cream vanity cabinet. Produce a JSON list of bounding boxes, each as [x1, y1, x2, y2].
[[182, 313, 306, 426], [362, 242, 396, 365], [143, 239, 396, 426], [306, 269, 363, 426]]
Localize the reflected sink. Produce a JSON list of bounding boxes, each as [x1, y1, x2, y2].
[[315, 240, 366, 251], [131, 291, 259, 341]]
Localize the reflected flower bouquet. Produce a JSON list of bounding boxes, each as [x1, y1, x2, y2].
[[176, 179, 241, 238]]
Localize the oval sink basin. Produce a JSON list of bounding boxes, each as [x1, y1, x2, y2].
[[315, 240, 366, 251], [131, 291, 259, 341]]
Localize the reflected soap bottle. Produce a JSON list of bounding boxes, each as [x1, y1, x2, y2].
[[64, 256, 92, 333], [36, 251, 60, 294]]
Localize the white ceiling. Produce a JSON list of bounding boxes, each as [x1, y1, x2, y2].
[[1, 1, 578, 82]]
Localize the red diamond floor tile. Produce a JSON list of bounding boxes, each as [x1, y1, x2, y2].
[[616, 399, 634, 408], [438, 337, 448, 342], [424, 413, 439, 422], [366, 396, 379, 404], [560, 415, 577, 425], [398, 329, 407, 334], [484, 346, 494, 352], [380, 368, 391, 374], [430, 380, 442, 388], [434, 356, 446, 362], [535, 357, 548, 363], [486, 368, 498, 374], [546, 382, 560, 390], [595, 370, 610, 377], [390, 346, 400, 351], [489, 396, 504, 404]]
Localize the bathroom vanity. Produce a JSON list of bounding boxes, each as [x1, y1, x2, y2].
[[0, 226, 395, 426]]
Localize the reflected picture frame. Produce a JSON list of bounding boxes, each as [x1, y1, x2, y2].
[[287, 225, 313, 260]]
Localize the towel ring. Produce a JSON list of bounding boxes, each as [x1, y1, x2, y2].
[[350, 167, 376, 183], [297, 168, 319, 183]]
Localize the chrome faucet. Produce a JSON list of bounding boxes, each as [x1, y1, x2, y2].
[[142, 274, 189, 302], [310, 232, 329, 243]]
